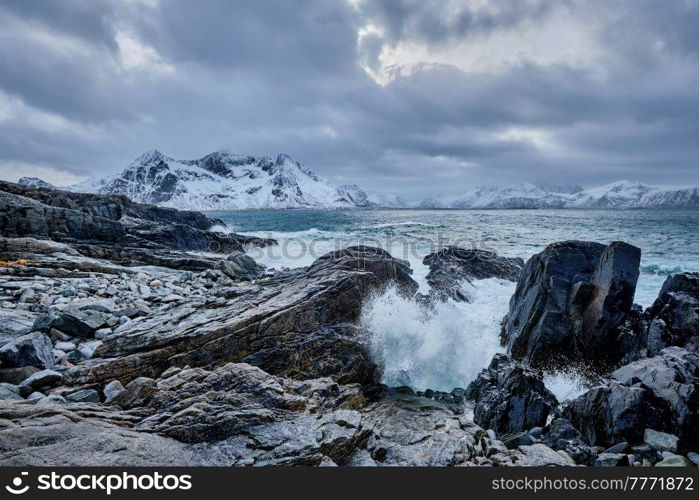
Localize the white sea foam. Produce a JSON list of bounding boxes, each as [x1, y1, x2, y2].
[[362, 278, 515, 392], [543, 369, 591, 402]]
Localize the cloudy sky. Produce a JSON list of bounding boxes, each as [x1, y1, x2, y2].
[[0, 0, 697, 197]]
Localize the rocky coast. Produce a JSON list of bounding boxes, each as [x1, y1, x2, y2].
[[0, 181, 697, 467]]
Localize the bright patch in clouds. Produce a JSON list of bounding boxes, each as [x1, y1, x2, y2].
[[0, 161, 88, 186]]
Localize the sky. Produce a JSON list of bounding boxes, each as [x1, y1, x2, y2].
[[0, 0, 697, 197]]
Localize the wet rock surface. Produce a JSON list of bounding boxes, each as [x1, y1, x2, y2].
[[502, 240, 642, 368], [564, 347, 699, 451], [423, 247, 524, 302], [466, 354, 558, 434]]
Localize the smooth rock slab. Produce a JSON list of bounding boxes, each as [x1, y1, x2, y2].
[[644, 429, 679, 453]]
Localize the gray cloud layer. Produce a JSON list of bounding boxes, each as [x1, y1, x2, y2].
[[0, 0, 697, 196]]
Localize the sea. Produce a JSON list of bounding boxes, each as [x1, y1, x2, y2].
[[207, 209, 699, 401]]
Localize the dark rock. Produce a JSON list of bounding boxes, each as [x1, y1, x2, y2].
[[540, 418, 598, 466], [0, 181, 275, 272], [422, 247, 524, 302], [49, 310, 110, 338], [602, 442, 629, 454], [65, 389, 101, 403], [643, 272, 699, 354], [240, 324, 376, 385], [501, 431, 536, 449], [466, 354, 558, 434], [564, 347, 698, 450], [0, 332, 54, 369], [502, 240, 641, 367], [18, 369, 63, 396], [0, 366, 40, 384], [581, 242, 641, 358]]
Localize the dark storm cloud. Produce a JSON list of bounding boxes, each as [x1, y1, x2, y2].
[[0, 0, 696, 196]]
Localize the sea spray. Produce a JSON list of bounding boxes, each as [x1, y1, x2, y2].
[[361, 278, 515, 392], [543, 368, 596, 403]]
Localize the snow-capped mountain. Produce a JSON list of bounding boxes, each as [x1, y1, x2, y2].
[[417, 181, 699, 209], [71, 150, 372, 209], [24, 153, 698, 210], [18, 177, 56, 189]]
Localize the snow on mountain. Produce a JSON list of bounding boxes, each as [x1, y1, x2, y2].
[[71, 150, 373, 210], [365, 190, 410, 209], [28, 153, 698, 210], [417, 180, 699, 209], [18, 177, 56, 189]]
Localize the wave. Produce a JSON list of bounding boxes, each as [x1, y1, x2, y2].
[[361, 278, 515, 392], [641, 263, 683, 276], [366, 221, 437, 230]]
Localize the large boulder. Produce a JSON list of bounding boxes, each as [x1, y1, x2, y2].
[[643, 272, 699, 354], [63, 246, 418, 386], [239, 324, 376, 385], [423, 247, 524, 302], [0, 332, 54, 369], [215, 251, 264, 281], [580, 242, 641, 356], [36, 310, 110, 339], [465, 354, 558, 434], [564, 347, 699, 450], [501, 240, 641, 367]]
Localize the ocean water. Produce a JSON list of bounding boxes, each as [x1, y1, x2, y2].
[[208, 209, 699, 399]]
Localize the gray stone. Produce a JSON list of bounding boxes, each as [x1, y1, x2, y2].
[[644, 429, 679, 453], [511, 444, 572, 466], [37, 395, 67, 405], [595, 453, 628, 467], [103, 380, 125, 403], [216, 251, 264, 281], [603, 442, 629, 454], [643, 272, 699, 354], [0, 385, 22, 400], [94, 328, 111, 339], [655, 455, 692, 467], [54, 341, 76, 352], [501, 432, 536, 449]]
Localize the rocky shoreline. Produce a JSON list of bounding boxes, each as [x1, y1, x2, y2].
[[0, 181, 697, 467]]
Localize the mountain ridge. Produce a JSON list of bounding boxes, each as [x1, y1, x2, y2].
[[19, 151, 699, 209]]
